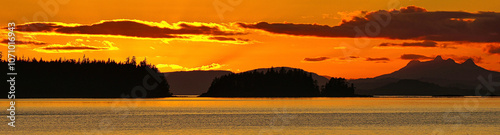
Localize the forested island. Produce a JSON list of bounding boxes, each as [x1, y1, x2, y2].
[[321, 77, 370, 97], [200, 67, 366, 97], [1, 56, 172, 98]]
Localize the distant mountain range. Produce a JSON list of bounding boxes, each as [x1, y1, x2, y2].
[[165, 56, 499, 96], [352, 56, 500, 96], [163, 67, 329, 95]]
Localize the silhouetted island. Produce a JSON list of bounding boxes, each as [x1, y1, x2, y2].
[[200, 67, 369, 97], [1, 56, 172, 98], [321, 77, 370, 97], [200, 67, 320, 97]]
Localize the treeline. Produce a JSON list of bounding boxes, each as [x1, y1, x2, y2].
[[322, 77, 364, 97], [200, 67, 367, 97], [1, 56, 172, 98]]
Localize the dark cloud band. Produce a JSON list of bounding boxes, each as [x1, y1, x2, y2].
[[239, 6, 500, 43], [304, 57, 330, 61], [12, 20, 246, 42]]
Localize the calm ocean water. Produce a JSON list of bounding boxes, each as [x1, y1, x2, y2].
[[1, 97, 499, 134]]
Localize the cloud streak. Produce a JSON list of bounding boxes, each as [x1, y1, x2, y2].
[[366, 57, 390, 62], [400, 54, 433, 60], [12, 19, 250, 44], [1, 39, 47, 45], [304, 57, 330, 62], [485, 44, 500, 55], [157, 63, 225, 71], [379, 40, 438, 47], [33, 40, 118, 53]]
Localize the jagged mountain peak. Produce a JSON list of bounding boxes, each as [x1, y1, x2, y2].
[[445, 58, 456, 63], [462, 58, 476, 66], [430, 56, 457, 64], [433, 55, 444, 61]]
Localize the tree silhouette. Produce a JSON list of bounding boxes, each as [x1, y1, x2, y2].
[[321, 77, 357, 97], [1, 56, 172, 98]]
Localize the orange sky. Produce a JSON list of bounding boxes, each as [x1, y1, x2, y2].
[[1, 0, 499, 79]]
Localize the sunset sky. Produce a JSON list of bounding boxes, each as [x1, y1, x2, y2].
[[1, 0, 499, 79]]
